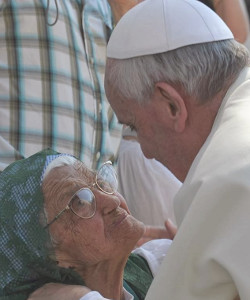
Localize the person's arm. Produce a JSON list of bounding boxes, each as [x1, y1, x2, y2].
[[107, 0, 143, 24], [213, 0, 249, 43]]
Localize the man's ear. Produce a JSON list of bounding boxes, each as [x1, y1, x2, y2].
[[154, 82, 188, 133]]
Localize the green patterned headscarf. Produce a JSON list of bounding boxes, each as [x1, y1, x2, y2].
[[0, 149, 153, 300], [0, 149, 84, 300]]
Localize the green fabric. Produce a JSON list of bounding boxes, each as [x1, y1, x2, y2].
[[0, 149, 153, 300], [0, 149, 84, 299], [123, 281, 140, 300], [124, 253, 154, 300]]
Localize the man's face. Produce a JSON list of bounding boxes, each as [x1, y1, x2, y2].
[[105, 59, 219, 182], [110, 96, 162, 159], [105, 75, 177, 171]]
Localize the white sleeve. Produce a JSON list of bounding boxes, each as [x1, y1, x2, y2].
[[79, 291, 110, 300], [132, 239, 172, 277]]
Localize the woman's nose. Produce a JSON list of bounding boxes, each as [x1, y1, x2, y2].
[[97, 191, 121, 215]]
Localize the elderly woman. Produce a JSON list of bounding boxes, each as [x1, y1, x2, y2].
[[0, 149, 171, 300]]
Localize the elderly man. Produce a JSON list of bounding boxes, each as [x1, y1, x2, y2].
[[104, 0, 250, 299]]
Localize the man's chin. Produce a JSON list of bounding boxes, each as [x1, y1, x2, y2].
[[141, 150, 155, 160]]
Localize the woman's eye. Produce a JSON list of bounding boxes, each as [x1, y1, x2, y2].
[[74, 196, 86, 207], [79, 198, 87, 205], [98, 179, 107, 189]]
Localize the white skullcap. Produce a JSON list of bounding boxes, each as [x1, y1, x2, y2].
[[107, 0, 234, 59]]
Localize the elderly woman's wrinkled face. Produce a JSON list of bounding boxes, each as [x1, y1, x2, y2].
[[42, 162, 144, 268]]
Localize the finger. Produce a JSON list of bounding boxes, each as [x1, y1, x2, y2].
[[164, 219, 177, 240], [143, 225, 167, 238]]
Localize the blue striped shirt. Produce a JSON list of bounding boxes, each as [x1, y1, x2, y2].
[[0, 0, 122, 170]]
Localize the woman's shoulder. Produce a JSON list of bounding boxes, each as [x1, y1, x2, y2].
[[132, 239, 172, 277]]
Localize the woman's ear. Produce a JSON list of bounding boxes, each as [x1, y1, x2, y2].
[[155, 82, 188, 133]]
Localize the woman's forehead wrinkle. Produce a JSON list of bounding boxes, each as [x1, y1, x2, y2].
[[43, 166, 75, 208], [73, 161, 95, 185], [44, 162, 95, 209]]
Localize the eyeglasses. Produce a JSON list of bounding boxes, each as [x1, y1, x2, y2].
[[44, 161, 118, 228]]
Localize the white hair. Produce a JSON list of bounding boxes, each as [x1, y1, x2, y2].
[[106, 39, 250, 104], [43, 155, 77, 180], [40, 155, 78, 242]]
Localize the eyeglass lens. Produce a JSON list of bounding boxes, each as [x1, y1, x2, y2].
[[71, 188, 96, 218], [70, 163, 117, 218], [96, 163, 118, 194]]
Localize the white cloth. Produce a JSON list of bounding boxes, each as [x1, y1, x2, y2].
[[107, 0, 233, 59], [118, 137, 181, 225], [80, 239, 172, 300], [145, 67, 250, 300], [79, 288, 135, 300], [244, 33, 250, 51]]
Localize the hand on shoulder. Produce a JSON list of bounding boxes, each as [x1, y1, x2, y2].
[[28, 283, 91, 300]]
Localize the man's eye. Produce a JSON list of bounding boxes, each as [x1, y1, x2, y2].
[[129, 124, 136, 132]]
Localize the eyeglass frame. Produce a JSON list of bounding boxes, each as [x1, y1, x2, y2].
[[43, 161, 117, 229]]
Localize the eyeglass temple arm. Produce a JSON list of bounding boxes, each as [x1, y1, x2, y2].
[[43, 206, 70, 229]]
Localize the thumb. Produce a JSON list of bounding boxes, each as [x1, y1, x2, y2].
[[164, 218, 177, 240]]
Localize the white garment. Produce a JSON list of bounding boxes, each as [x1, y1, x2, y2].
[[118, 137, 181, 225], [244, 32, 250, 51], [145, 68, 250, 300], [79, 288, 138, 300], [80, 239, 172, 300]]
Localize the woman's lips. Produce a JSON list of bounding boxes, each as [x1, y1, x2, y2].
[[112, 210, 128, 226]]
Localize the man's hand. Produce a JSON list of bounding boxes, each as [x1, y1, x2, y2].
[[28, 283, 91, 300], [164, 218, 177, 240], [107, 0, 143, 23], [136, 219, 177, 247]]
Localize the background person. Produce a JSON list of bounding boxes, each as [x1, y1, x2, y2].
[[209, 0, 249, 45], [0, 0, 121, 171], [0, 0, 142, 172]]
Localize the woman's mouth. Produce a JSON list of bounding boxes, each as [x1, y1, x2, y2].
[[112, 210, 128, 226]]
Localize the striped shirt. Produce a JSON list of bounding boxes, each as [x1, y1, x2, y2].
[[0, 0, 122, 171]]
